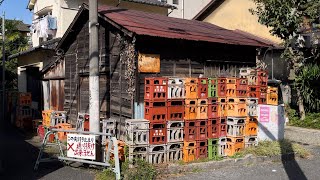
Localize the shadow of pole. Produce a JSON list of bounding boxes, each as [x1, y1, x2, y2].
[[258, 105, 307, 180]]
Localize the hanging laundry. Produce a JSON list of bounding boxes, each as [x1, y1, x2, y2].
[[39, 16, 49, 38], [48, 16, 57, 30]]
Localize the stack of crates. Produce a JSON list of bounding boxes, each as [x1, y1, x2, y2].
[[225, 117, 245, 156], [40, 110, 67, 142], [125, 119, 150, 163], [16, 93, 32, 130], [144, 77, 168, 163], [133, 69, 278, 164]]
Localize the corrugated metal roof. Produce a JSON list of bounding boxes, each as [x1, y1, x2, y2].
[[98, 6, 271, 47]]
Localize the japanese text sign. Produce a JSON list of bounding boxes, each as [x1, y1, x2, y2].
[[67, 134, 96, 160], [260, 106, 270, 122]]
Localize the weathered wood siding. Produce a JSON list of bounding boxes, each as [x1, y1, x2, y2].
[[62, 10, 111, 124], [136, 37, 257, 103]]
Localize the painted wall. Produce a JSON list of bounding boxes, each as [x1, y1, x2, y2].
[[31, 0, 167, 47], [203, 0, 282, 44], [167, 0, 211, 19]]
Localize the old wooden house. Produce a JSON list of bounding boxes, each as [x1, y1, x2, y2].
[[42, 4, 270, 137]]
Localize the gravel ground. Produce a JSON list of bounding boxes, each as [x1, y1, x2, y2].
[[285, 126, 320, 146], [169, 126, 320, 180]]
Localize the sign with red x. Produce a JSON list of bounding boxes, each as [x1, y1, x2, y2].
[[67, 134, 96, 160]]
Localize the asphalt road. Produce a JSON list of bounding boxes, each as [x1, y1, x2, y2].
[[0, 125, 95, 180], [170, 126, 320, 180]]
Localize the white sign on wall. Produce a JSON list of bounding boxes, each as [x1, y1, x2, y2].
[[257, 105, 285, 141], [67, 134, 96, 160]]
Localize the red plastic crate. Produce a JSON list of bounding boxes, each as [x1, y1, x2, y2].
[[208, 118, 220, 138], [219, 117, 227, 137], [257, 70, 268, 86], [144, 101, 167, 122], [198, 78, 208, 98], [38, 125, 45, 140], [208, 97, 218, 104], [144, 77, 168, 100], [196, 140, 208, 159], [167, 99, 184, 121], [217, 78, 227, 97], [208, 103, 218, 118], [184, 121, 197, 141], [196, 119, 208, 140], [247, 86, 260, 98], [145, 77, 167, 85], [149, 122, 167, 144], [236, 78, 248, 90]]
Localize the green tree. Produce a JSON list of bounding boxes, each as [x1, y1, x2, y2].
[[0, 19, 29, 89], [251, 0, 320, 119]]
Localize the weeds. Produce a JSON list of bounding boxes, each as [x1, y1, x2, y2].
[[286, 106, 320, 129], [243, 140, 310, 158], [229, 152, 244, 159], [96, 158, 156, 180]]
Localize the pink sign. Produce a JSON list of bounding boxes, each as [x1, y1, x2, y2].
[[260, 106, 270, 122]]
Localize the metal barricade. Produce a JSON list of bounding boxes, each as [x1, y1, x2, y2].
[[34, 129, 121, 180]]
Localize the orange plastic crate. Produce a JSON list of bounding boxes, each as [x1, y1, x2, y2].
[[226, 78, 237, 89], [196, 99, 208, 119], [245, 122, 258, 136], [183, 141, 196, 163], [267, 93, 278, 105], [55, 123, 73, 141], [42, 110, 53, 127], [225, 137, 245, 156], [185, 99, 197, 120]]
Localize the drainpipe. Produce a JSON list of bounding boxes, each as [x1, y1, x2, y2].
[[89, 0, 100, 134]]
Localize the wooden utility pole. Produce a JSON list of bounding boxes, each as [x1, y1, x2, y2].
[[89, 1, 100, 133]]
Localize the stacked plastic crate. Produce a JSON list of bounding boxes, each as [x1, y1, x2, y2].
[[183, 78, 198, 162], [208, 78, 227, 159], [241, 68, 263, 148], [40, 110, 68, 141], [16, 93, 33, 129], [167, 77, 184, 162], [125, 119, 150, 163], [223, 77, 246, 156], [144, 77, 167, 164]]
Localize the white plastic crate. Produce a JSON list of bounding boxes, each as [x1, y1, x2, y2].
[[50, 111, 67, 127], [167, 121, 184, 143], [245, 136, 258, 148], [227, 117, 246, 125], [128, 145, 149, 163], [125, 119, 149, 146], [166, 142, 183, 162], [149, 144, 166, 164]]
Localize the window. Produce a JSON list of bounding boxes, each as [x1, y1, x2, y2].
[[173, 0, 179, 5]]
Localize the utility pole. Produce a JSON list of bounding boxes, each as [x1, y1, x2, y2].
[[2, 12, 5, 124], [89, 1, 100, 134]]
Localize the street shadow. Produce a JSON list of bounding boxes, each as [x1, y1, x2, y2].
[[0, 124, 63, 180], [258, 105, 307, 180]]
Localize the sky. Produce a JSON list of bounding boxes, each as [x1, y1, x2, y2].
[[0, 0, 32, 24]]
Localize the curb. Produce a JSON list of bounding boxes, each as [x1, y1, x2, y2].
[[158, 153, 297, 175]]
